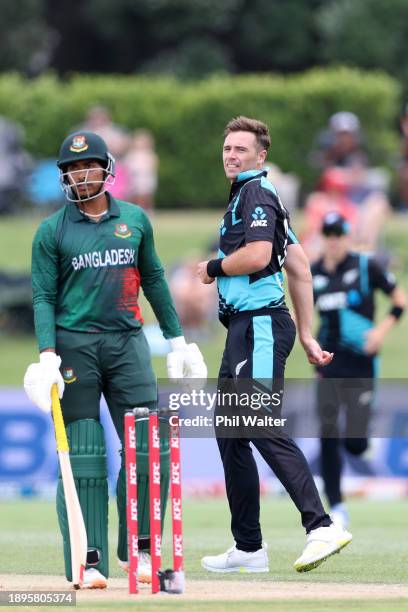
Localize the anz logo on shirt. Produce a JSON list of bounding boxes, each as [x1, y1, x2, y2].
[[250, 206, 268, 228], [220, 218, 227, 236]]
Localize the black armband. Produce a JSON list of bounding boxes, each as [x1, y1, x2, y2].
[[389, 305, 404, 320], [207, 258, 227, 278]]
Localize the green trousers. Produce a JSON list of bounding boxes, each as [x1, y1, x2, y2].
[[55, 327, 166, 579], [56, 328, 157, 431]]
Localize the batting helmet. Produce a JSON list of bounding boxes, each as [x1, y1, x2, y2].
[[57, 131, 115, 202]]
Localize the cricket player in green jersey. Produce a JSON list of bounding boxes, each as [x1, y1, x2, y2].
[[23, 131, 207, 589]]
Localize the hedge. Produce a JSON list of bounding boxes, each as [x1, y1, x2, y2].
[[0, 68, 400, 208]]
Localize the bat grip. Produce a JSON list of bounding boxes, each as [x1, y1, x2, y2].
[[51, 384, 69, 452]]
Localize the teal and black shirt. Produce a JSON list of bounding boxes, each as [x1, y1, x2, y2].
[[217, 169, 298, 326], [32, 195, 182, 351], [311, 252, 396, 356]]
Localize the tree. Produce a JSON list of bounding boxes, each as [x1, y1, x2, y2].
[[46, 0, 239, 77], [0, 0, 54, 75], [45, 0, 327, 78], [232, 0, 323, 73], [317, 0, 408, 96]]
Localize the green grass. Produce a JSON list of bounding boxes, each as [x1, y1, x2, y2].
[[0, 498, 407, 610], [1, 211, 408, 383], [0, 497, 406, 584], [0, 211, 220, 274]]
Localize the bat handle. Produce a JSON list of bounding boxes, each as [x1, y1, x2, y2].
[[51, 384, 69, 453]]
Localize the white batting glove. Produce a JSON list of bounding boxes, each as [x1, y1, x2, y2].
[[23, 352, 65, 412], [167, 336, 208, 385]]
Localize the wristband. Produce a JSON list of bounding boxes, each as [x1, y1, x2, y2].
[[389, 305, 404, 320], [207, 258, 227, 278]]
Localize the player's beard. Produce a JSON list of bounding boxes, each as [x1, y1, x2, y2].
[[75, 181, 104, 201]]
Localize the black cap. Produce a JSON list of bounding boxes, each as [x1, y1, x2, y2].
[[321, 212, 350, 236]]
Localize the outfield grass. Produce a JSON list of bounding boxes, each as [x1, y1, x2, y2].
[[0, 211, 407, 383], [0, 497, 406, 584], [0, 211, 220, 273], [0, 498, 407, 610]]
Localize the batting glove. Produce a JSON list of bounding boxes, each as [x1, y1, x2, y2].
[[24, 352, 65, 412], [167, 336, 207, 385]]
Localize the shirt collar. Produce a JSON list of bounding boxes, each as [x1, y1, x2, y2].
[[229, 168, 267, 200], [67, 192, 120, 223], [236, 168, 267, 183]]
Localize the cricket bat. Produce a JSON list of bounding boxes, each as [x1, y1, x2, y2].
[[51, 384, 87, 589]]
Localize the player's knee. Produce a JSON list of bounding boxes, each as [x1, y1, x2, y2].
[[67, 418, 108, 476]]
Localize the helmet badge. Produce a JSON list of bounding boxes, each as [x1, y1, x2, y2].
[[70, 135, 89, 153]]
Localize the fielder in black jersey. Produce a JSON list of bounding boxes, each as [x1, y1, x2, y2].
[[216, 166, 298, 326], [197, 116, 353, 575], [311, 212, 406, 528]]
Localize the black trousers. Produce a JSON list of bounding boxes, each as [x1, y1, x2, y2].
[[316, 353, 376, 507], [216, 309, 331, 552]]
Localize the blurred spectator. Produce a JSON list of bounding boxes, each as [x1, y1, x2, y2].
[[0, 117, 32, 214], [123, 130, 158, 214], [301, 168, 358, 262], [78, 106, 132, 201], [396, 103, 408, 212], [311, 112, 367, 171], [27, 159, 64, 210], [79, 105, 130, 159], [107, 161, 130, 201], [397, 164, 408, 212], [169, 250, 218, 339], [266, 163, 300, 214], [309, 111, 390, 253], [399, 103, 408, 158]]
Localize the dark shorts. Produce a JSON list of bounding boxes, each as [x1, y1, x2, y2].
[[56, 328, 157, 440]]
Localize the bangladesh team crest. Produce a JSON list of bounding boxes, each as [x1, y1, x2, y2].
[[114, 223, 132, 238], [63, 367, 77, 384], [69, 135, 89, 153]]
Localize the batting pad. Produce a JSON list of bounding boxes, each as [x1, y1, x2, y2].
[[117, 415, 170, 561], [57, 419, 109, 580]]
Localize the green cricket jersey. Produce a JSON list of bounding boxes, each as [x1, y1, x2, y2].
[[32, 195, 183, 351]]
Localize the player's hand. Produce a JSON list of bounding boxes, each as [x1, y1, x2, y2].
[[23, 352, 65, 412], [301, 337, 334, 367], [167, 336, 208, 387], [197, 261, 215, 284], [364, 327, 384, 355]]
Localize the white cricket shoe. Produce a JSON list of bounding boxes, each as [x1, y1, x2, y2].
[[330, 503, 350, 529], [118, 552, 152, 584], [82, 568, 107, 589], [294, 524, 352, 573], [201, 543, 269, 573]]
